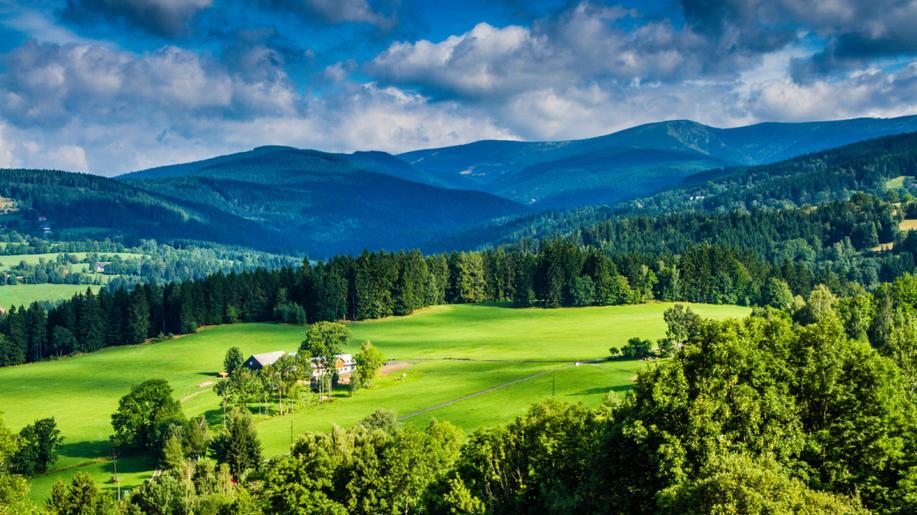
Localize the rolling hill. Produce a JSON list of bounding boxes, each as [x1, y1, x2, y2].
[[0, 169, 282, 249], [119, 146, 527, 255], [399, 115, 917, 208], [5, 115, 917, 258], [424, 130, 917, 250]]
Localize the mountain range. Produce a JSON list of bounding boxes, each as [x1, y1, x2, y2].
[[398, 115, 917, 208], [2, 115, 917, 256]]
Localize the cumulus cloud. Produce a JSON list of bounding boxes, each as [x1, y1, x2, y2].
[[63, 0, 212, 37], [2, 0, 917, 174], [367, 3, 773, 102], [0, 39, 516, 173], [744, 64, 917, 121], [680, 0, 917, 81], [0, 40, 297, 130]]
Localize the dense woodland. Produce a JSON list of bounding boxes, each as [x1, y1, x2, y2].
[[3, 278, 917, 513], [432, 131, 917, 251], [4, 191, 917, 367]]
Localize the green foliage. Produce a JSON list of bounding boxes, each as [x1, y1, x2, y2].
[[763, 277, 794, 310], [161, 432, 185, 471], [210, 408, 261, 478], [272, 301, 306, 325], [111, 379, 184, 451], [657, 452, 865, 514], [182, 417, 210, 460], [262, 353, 310, 415], [621, 337, 653, 359], [215, 368, 262, 408], [442, 399, 603, 514], [0, 413, 37, 514], [358, 409, 399, 434], [662, 304, 701, 344], [261, 419, 463, 514], [354, 341, 385, 390], [301, 322, 351, 389], [45, 473, 113, 515], [794, 284, 839, 325], [593, 315, 917, 513], [127, 458, 236, 515], [223, 347, 243, 376], [11, 418, 63, 476]]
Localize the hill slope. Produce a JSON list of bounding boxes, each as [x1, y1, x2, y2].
[[120, 146, 527, 255], [400, 115, 917, 208], [0, 169, 280, 249], [427, 130, 917, 250]]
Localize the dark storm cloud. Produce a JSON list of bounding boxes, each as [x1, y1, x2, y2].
[[62, 0, 212, 37]]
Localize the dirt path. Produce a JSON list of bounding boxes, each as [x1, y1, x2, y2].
[[379, 360, 412, 376]]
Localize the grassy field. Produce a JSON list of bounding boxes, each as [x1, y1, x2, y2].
[[901, 219, 917, 231], [0, 284, 103, 309], [0, 252, 141, 268], [0, 302, 749, 501], [885, 175, 909, 190]]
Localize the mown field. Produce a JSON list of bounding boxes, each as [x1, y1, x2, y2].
[[0, 302, 749, 502], [0, 252, 141, 267], [0, 252, 141, 308], [0, 284, 102, 309]]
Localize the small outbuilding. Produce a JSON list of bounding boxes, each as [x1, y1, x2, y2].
[[243, 351, 287, 371]]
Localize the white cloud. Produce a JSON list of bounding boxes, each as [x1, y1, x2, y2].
[[743, 63, 917, 121], [2, 1, 917, 175], [0, 41, 298, 129]]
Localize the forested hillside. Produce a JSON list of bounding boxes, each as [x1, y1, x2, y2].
[[0, 169, 283, 249], [121, 146, 527, 255], [400, 115, 917, 207], [0, 155, 526, 256], [435, 131, 917, 250]]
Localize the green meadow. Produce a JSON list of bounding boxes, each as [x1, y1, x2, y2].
[[0, 284, 102, 309], [0, 252, 141, 268], [0, 302, 749, 501]]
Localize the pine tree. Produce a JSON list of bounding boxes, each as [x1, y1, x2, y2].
[[77, 289, 105, 353], [126, 287, 150, 344]]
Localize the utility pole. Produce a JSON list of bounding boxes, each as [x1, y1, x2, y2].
[[111, 443, 120, 501], [552, 373, 556, 396]]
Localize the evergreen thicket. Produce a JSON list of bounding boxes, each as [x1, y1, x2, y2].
[[4, 192, 917, 367]]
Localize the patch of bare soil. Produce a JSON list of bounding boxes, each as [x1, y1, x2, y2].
[[379, 361, 412, 376]]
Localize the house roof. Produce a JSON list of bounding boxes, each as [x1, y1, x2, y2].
[[248, 351, 287, 367], [310, 353, 355, 367]]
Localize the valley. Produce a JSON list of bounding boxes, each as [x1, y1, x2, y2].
[[4, 3, 917, 511], [0, 302, 748, 501]]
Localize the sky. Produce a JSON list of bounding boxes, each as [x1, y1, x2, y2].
[[0, 0, 916, 175]]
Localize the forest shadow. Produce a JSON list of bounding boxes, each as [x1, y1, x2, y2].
[[571, 384, 633, 396], [56, 439, 112, 460]]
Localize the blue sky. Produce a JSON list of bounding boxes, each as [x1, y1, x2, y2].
[[0, 0, 915, 174]]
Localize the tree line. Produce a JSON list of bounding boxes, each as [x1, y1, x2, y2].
[[5, 286, 917, 513], [5, 198, 917, 368]]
